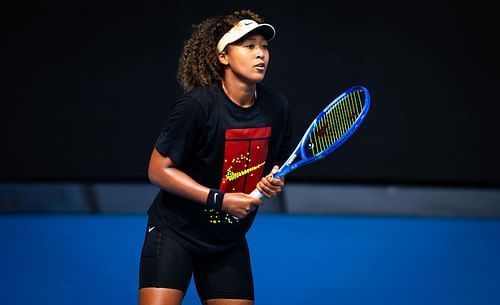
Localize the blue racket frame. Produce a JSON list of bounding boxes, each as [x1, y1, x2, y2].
[[274, 85, 371, 179]]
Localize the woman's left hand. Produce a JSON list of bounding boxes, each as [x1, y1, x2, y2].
[[256, 165, 285, 198]]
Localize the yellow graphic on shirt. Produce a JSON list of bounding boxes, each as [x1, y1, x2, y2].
[[226, 157, 266, 182], [205, 209, 240, 224]]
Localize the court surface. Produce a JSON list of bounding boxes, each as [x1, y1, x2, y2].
[[1, 213, 499, 305]]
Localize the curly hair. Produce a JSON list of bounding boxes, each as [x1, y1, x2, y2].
[[177, 9, 265, 92]]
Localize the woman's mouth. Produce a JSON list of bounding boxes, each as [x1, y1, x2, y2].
[[254, 63, 266, 72]]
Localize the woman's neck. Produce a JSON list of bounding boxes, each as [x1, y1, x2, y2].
[[221, 79, 256, 108]]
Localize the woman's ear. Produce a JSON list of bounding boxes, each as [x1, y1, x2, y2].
[[218, 51, 229, 65]]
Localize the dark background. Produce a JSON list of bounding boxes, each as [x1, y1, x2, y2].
[[2, 0, 499, 186]]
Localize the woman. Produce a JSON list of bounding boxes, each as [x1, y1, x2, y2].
[[139, 9, 292, 305]]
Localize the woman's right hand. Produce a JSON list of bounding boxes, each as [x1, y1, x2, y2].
[[221, 193, 263, 219]]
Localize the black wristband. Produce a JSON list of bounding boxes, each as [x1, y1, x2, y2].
[[207, 189, 225, 212]]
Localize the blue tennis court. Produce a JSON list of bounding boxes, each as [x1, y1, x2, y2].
[[1, 213, 499, 305]]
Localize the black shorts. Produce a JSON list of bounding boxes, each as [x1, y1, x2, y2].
[[139, 223, 254, 301]]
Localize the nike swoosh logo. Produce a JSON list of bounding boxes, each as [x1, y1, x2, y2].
[[214, 193, 218, 202], [148, 226, 155, 233], [226, 161, 266, 182]]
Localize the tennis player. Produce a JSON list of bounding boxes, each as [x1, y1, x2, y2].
[[139, 9, 292, 305]]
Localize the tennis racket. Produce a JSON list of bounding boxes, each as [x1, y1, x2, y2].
[[249, 85, 371, 199]]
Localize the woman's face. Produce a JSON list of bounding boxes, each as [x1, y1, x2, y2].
[[219, 34, 270, 84]]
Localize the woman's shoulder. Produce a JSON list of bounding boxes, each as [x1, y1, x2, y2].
[[184, 84, 220, 105], [169, 84, 220, 116], [257, 84, 289, 108]]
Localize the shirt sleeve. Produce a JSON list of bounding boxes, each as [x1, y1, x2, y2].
[[154, 97, 205, 167]]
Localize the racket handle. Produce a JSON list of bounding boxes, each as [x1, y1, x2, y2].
[[249, 188, 264, 199], [232, 189, 262, 220]]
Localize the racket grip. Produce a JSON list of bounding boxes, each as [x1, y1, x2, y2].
[[231, 189, 264, 220], [249, 188, 264, 199]]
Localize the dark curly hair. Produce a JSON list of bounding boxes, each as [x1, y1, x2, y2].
[[177, 9, 265, 92]]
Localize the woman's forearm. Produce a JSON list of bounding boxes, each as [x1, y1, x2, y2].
[[148, 148, 209, 204]]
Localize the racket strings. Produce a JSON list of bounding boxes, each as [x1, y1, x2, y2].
[[309, 90, 364, 155]]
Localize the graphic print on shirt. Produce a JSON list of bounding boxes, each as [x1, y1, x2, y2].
[[206, 126, 271, 224]]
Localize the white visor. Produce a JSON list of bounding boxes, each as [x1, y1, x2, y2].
[[217, 19, 276, 52]]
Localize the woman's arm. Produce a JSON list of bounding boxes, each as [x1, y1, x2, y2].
[[148, 148, 209, 203], [148, 148, 262, 218]]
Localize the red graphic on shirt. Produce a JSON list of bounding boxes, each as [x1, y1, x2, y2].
[[220, 127, 271, 194]]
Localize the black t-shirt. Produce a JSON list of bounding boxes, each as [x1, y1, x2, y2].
[[148, 82, 292, 252]]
